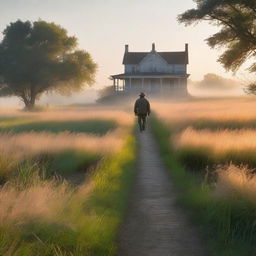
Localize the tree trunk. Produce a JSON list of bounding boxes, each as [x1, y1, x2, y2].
[[22, 91, 36, 110], [25, 101, 35, 110]]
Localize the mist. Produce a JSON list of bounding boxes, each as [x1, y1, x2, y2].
[[0, 73, 247, 108], [188, 73, 244, 97], [0, 88, 99, 107]]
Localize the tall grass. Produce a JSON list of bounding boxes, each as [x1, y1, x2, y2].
[[0, 105, 136, 255], [153, 98, 256, 121], [177, 128, 256, 153], [0, 133, 136, 256], [0, 130, 124, 156], [0, 106, 133, 127], [0, 130, 124, 181], [151, 114, 256, 256], [153, 98, 256, 131], [215, 164, 256, 202], [175, 127, 256, 169], [0, 120, 116, 134], [0, 107, 133, 179], [152, 98, 256, 170]]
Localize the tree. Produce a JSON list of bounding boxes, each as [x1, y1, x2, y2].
[[194, 73, 240, 89], [0, 20, 97, 109], [178, 0, 256, 73]]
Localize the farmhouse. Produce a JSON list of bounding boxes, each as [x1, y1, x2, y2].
[[111, 43, 189, 95]]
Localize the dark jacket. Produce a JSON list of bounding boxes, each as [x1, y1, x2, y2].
[[134, 97, 150, 115]]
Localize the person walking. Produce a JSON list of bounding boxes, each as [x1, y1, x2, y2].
[[134, 92, 151, 132]]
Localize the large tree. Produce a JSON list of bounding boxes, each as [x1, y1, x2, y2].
[[0, 20, 97, 109], [178, 0, 256, 73]]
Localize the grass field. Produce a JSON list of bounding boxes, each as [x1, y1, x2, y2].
[[154, 98, 256, 169], [152, 98, 256, 256], [0, 106, 136, 255], [2, 98, 256, 255]]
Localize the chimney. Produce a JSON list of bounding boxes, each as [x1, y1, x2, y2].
[[152, 43, 156, 52], [185, 43, 189, 64], [185, 43, 188, 52], [125, 44, 129, 53]]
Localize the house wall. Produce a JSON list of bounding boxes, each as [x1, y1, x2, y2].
[[124, 52, 186, 74]]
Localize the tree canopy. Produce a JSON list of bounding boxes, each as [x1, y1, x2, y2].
[[178, 0, 256, 73], [0, 20, 97, 109]]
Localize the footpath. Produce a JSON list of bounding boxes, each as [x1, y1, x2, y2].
[[118, 128, 207, 256]]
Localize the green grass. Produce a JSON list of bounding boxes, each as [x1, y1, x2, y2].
[[81, 133, 137, 255], [25, 150, 101, 182], [49, 150, 100, 176], [0, 118, 117, 183], [151, 115, 256, 256], [0, 119, 116, 135], [0, 117, 24, 123], [0, 149, 100, 186], [0, 149, 100, 185], [0, 116, 35, 128], [191, 119, 256, 130], [0, 131, 136, 256], [177, 145, 256, 171], [0, 113, 135, 254]]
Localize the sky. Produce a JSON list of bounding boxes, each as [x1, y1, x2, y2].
[[0, 0, 248, 105]]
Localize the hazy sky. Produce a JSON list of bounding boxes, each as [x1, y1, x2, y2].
[[1, 0, 246, 90]]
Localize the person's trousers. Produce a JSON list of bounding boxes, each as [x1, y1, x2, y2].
[[138, 114, 147, 131]]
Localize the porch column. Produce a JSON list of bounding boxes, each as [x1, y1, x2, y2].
[[113, 79, 116, 91], [117, 79, 119, 91], [129, 77, 132, 91], [160, 78, 163, 93]]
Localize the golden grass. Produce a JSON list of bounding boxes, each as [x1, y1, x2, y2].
[[0, 106, 134, 127], [153, 99, 256, 252], [153, 98, 256, 124], [0, 106, 134, 173], [154, 98, 256, 198], [215, 164, 256, 204], [0, 129, 124, 157], [175, 127, 256, 153], [0, 180, 71, 225], [0, 166, 95, 227], [153, 98, 256, 167], [0, 134, 136, 255], [0, 106, 133, 236], [0, 128, 127, 176]]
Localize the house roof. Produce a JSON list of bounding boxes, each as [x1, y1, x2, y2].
[[122, 51, 189, 65]]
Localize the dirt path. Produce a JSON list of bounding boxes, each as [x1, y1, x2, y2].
[[118, 128, 207, 256]]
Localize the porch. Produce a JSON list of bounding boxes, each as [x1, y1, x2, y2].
[[111, 73, 189, 93]]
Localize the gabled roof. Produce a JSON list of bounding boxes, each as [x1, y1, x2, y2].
[[122, 51, 188, 65]]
